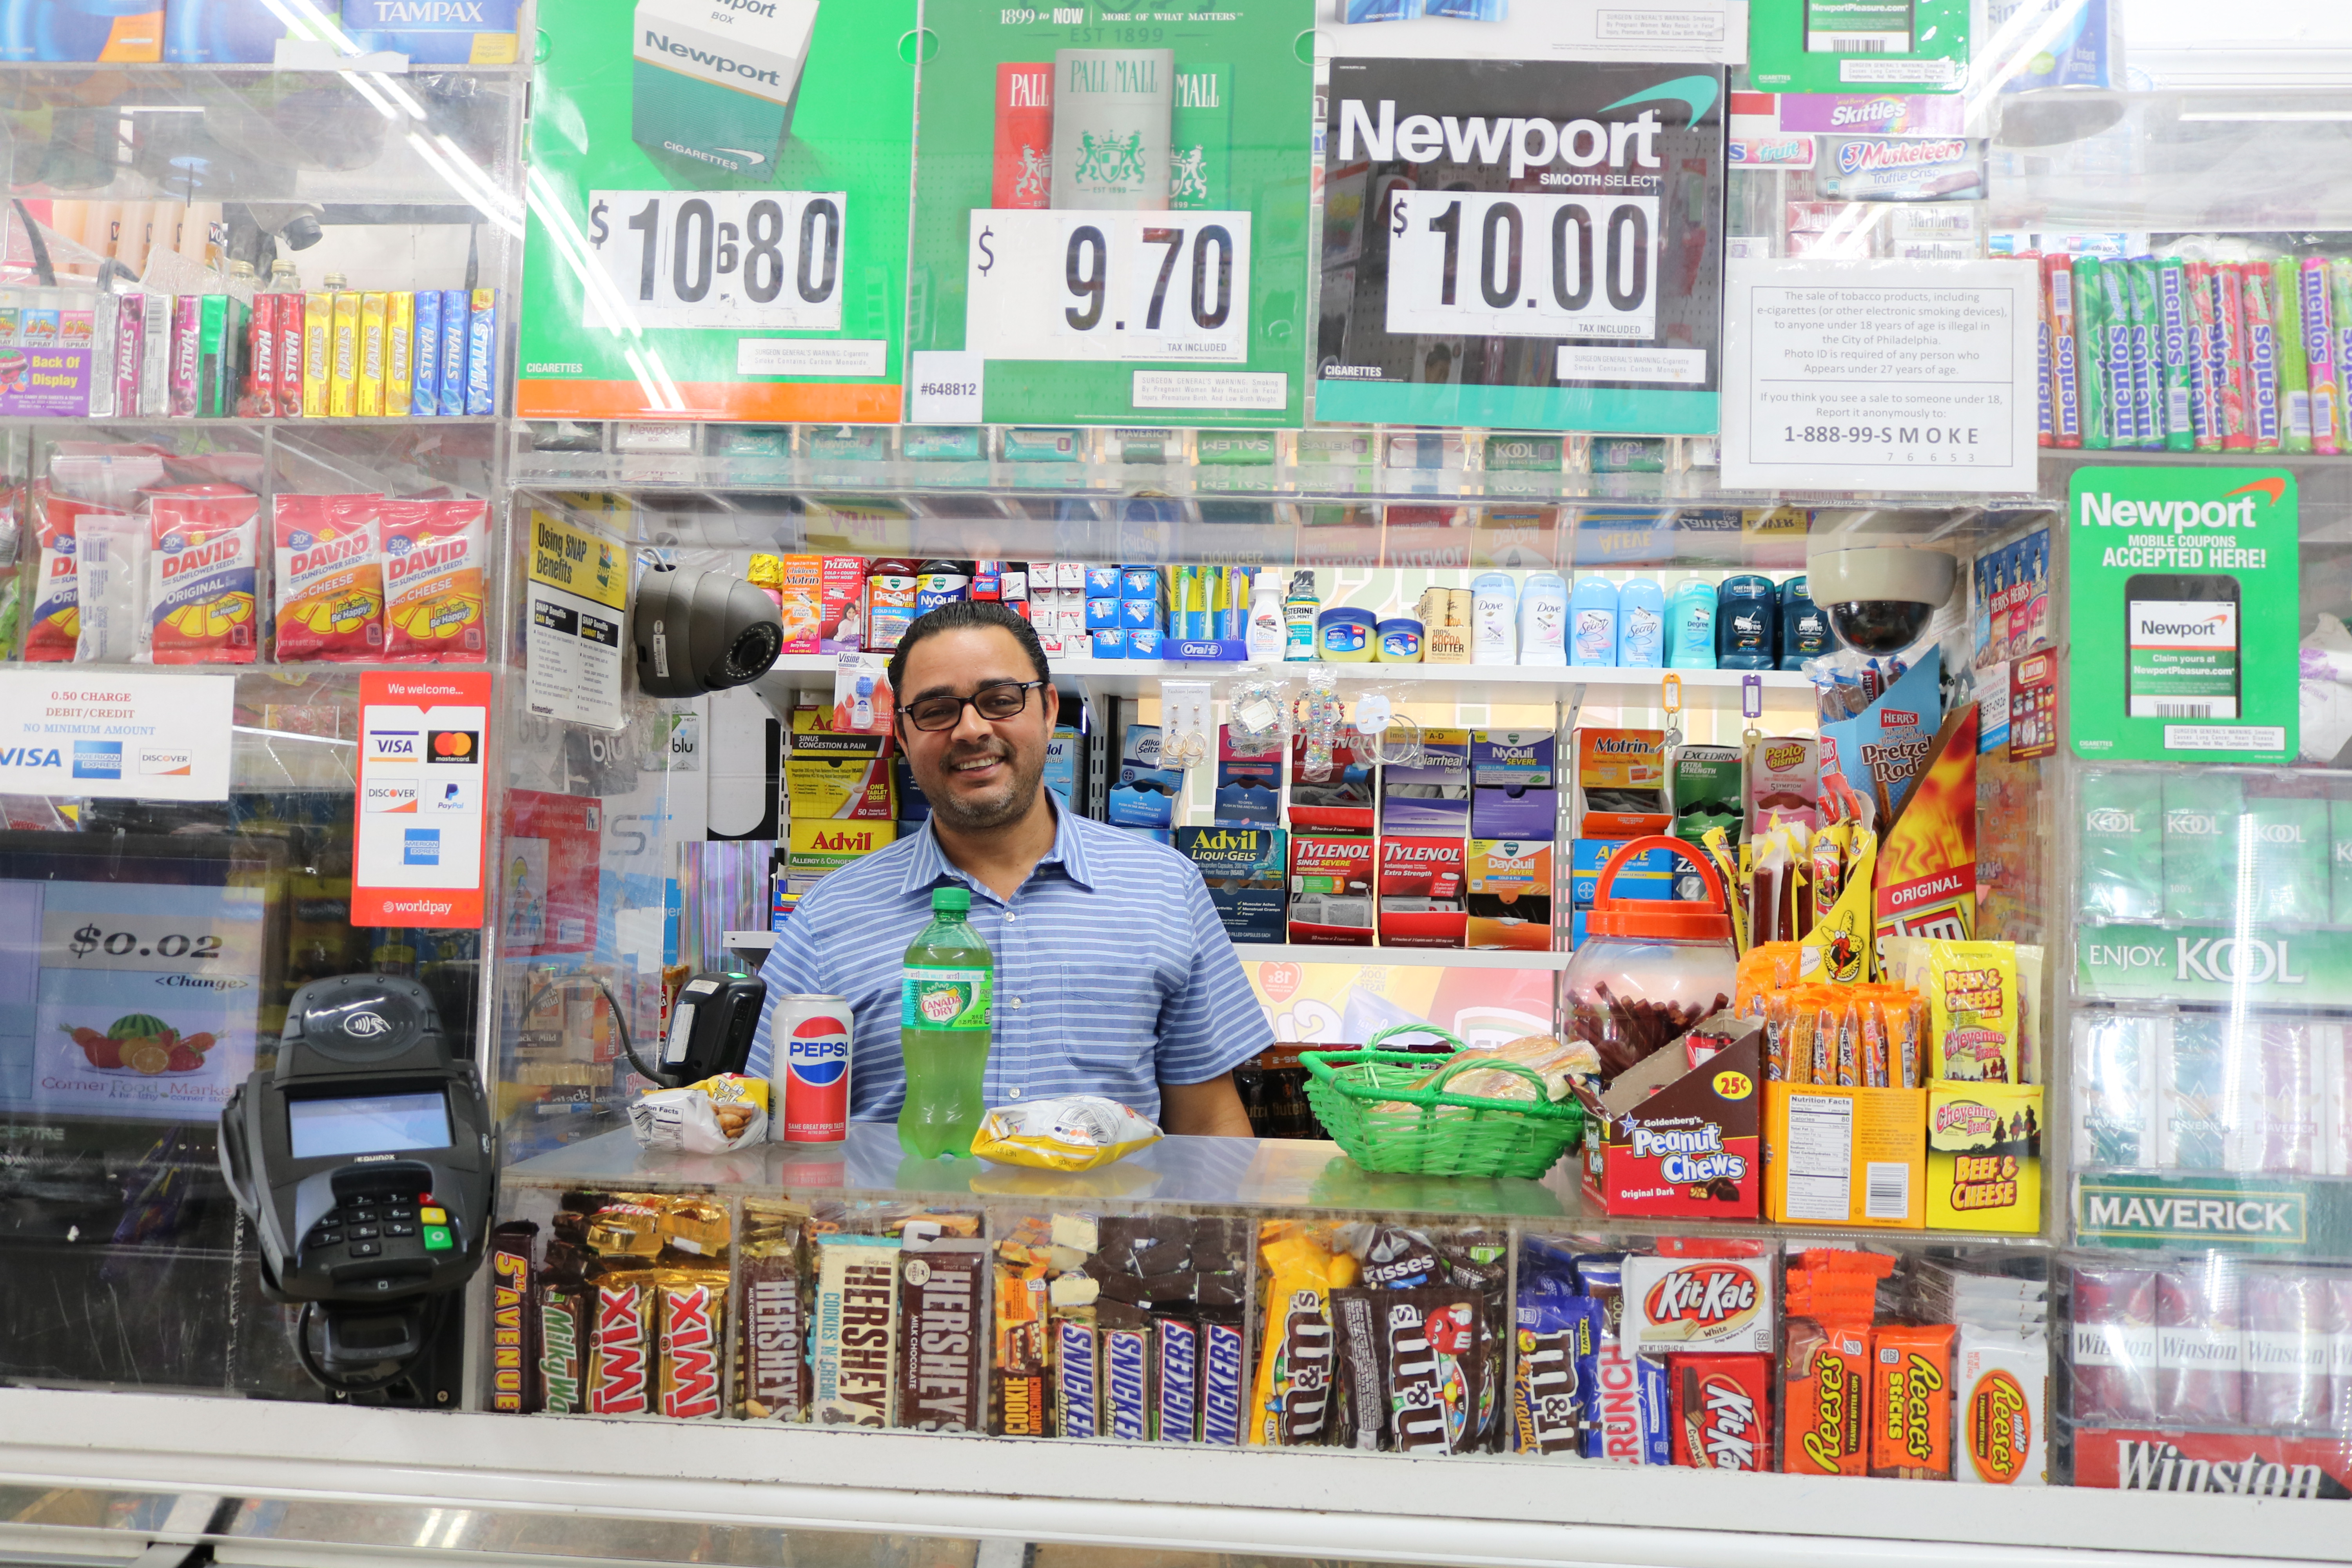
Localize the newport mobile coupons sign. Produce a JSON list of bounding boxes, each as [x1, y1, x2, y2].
[[0, 671, 233, 800], [2066, 467, 2298, 763], [353, 671, 492, 928]]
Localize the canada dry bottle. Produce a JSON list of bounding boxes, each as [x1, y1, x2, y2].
[[898, 885, 993, 1158]]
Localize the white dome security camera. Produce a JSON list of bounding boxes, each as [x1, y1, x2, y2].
[[1804, 543, 1959, 656]]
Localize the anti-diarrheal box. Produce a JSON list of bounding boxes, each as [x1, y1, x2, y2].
[[633, 0, 820, 176]]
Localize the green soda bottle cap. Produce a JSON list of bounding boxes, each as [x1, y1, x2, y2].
[[931, 885, 972, 913]]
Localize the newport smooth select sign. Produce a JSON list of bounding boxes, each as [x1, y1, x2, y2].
[[2065, 467, 2298, 764]]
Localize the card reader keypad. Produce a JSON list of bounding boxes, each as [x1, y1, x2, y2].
[[303, 1194, 455, 1276]]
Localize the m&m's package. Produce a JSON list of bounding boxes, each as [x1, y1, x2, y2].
[[146, 488, 261, 665], [272, 494, 387, 662], [384, 497, 490, 661]]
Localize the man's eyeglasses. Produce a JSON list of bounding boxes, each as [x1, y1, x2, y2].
[[900, 679, 1049, 732]]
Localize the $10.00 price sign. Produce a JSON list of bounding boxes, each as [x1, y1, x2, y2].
[[585, 190, 847, 332], [1385, 190, 1658, 341], [964, 209, 1252, 363]]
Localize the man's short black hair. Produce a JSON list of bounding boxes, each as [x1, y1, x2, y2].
[[887, 599, 1054, 712]]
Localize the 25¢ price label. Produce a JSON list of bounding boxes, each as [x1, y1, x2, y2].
[[965, 208, 1252, 364], [1385, 191, 1657, 341], [584, 190, 846, 332]]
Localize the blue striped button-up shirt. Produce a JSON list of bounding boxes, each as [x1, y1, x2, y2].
[[747, 806, 1270, 1123]]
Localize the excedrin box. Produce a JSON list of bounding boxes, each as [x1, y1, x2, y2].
[[1178, 825, 1285, 944], [1288, 833, 1372, 946], [1377, 835, 1464, 949]]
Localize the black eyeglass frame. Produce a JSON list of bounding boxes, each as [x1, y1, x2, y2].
[[897, 679, 1051, 732]]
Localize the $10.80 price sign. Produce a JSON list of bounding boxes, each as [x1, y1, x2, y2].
[[585, 190, 847, 332], [1384, 191, 1657, 342], [964, 209, 1252, 364]]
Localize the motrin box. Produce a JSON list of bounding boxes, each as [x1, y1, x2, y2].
[[632, 0, 820, 174]]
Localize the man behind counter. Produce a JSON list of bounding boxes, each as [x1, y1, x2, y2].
[[747, 600, 1266, 1135]]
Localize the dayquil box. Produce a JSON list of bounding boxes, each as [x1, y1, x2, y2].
[[1287, 833, 1373, 946], [1465, 837, 1552, 951], [1764, 1082, 1927, 1229], [1578, 1022, 1763, 1220], [1378, 835, 1465, 948], [1925, 1082, 2043, 1233]]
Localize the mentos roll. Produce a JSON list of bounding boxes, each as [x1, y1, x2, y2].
[[632, 0, 817, 176]]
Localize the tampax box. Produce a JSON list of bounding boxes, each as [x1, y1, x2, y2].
[[1470, 729, 1556, 840], [1378, 835, 1465, 949], [1380, 726, 1468, 834], [162, 0, 519, 64], [1465, 837, 1552, 952], [1925, 1082, 2043, 1233], [1578, 1023, 1763, 1221], [632, 0, 820, 174], [12, 2, 161, 61], [786, 731, 892, 822], [1178, 825, 1285, 944], [1288, 833, 1373, 946], [1764, 1082, 1927, 1230]]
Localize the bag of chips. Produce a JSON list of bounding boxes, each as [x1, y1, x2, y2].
[[971, 1095, 1162, 1171]]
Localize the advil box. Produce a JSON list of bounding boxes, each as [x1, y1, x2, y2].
[[786, 732, 892, 822], [1287, 833, 1373, 946], [1926, 1082, 2042, 1233], [1578, 1024, 1763, 1220], [1764, 1082, 1927, 1229], [1178, 825, 1285, 944], [1378, 835, 1464, 949]]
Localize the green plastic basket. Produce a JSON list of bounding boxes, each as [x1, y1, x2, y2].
[[1300, 1025, 1585, 1180]]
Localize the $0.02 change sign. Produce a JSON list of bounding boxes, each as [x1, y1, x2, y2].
[[1385, 191, 1659, 341], [584, 190, 847, 332], [964, 209, 1253, 363]]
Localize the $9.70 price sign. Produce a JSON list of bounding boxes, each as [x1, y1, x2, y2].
[[585, 190, 847, 332], [964, 209, 1252, 364], [1384, 191, 1658, 341]]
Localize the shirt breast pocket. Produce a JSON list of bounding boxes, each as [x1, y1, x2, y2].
[[1053, 961, 1162, 1077]]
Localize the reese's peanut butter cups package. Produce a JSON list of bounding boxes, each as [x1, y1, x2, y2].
[[1781, 1317, 1872, 1475], [1869, 1322, 1958, 1479]]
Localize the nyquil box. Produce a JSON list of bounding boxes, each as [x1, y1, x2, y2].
[[634, 0, 820, 175]]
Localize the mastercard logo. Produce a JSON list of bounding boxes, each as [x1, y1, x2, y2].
[[426, 730, 479, 763]]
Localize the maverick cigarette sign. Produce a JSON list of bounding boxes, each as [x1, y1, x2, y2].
[[2067, 467, 2298, 763]]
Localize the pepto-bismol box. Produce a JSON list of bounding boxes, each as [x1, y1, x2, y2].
[[1178, 826, 1285, 944]]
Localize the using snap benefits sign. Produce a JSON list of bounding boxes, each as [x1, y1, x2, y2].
[[2067, 467, 2298, 762]]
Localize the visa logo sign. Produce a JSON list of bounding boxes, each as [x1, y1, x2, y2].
[[372, 730, 420, 760], [0, 746, 64, 769]]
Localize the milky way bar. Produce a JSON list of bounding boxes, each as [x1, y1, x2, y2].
[[537, 1268, 588, 1415], [898, 1241, 985, 1432]]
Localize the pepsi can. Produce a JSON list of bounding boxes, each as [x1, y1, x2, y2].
[[769, 994, 851, 1144]]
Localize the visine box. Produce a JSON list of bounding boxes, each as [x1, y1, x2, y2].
[[633, 0, 820, 176]]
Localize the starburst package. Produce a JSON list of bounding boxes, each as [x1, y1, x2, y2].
[[384, 498, 490, 661], [272, 494, 387, 662], [146, 490, 261, 664]]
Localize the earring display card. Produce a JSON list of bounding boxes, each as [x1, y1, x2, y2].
[[907, 2, 1315, 426], [1313, 59, 1726, 433], [515, 0, 916, 423]]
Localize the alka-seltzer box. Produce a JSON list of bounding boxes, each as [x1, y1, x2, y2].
[[1379, 835, 1465, 948], [1288, 833, 1373, 946], [633, 0, 819, 176], [1580, 1023, 1764, 1220], [1466, 837, 1551, 952], [1926, 1082, 2043, 1234], [1178, 825, 1286, 944], [1624, 1254, 1776, 1356], [1470, 728, 1556, 840], [1381, 726, 1468, 834]]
